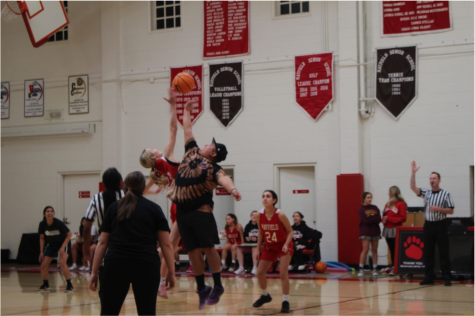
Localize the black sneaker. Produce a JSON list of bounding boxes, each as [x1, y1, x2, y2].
[[175, 262, 181, 272], [419, 279, 434, 285], [281, 301, 290, 313], [38, 284, 50, 292], [65, 283, 74, 293], [253, 294, 272, 308], [197, 285, 212, 310], [444, 276, 452, 286]]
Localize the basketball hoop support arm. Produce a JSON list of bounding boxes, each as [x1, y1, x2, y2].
[[357, 1, 373, 120]]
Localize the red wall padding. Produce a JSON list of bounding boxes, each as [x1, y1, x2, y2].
[[337, 173, 364, 264]]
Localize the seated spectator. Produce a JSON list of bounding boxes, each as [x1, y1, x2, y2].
[[235, 210, 259, 275], [290, 212, 322, 271], [70, 217, 98, 271], [221, 214, 243, 272]]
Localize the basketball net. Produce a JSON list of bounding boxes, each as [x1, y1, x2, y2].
[[1, 1, 26, 22]]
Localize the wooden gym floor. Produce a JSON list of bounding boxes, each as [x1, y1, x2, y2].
[[1, 264, 473, 315]]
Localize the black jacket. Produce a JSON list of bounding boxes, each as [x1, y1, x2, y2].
[[243, 220, 259, 244], [292, 221, 322, 248]]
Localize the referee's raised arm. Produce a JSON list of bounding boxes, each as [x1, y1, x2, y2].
[[410, 161, 421, 196]]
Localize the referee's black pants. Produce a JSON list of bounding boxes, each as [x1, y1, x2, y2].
[[423, 221, 451, 280], [100, 258, 160, 315]]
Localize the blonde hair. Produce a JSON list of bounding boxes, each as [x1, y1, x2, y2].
[[387, 186, 406, 209], [139, 149, 168, 189]]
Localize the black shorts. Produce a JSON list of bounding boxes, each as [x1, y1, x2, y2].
[[176, 210, 220, 252], [44, 244, 68, 258]]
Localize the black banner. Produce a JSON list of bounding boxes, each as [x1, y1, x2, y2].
[[396, 229, 426, 274], [209, 62, 243, 129], [375, 46, 417, 120]]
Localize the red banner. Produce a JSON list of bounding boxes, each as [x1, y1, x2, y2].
[[216, 187, 231, 196], [203, 1, 249, 58], [170, 65, 203, 126], [295, 53, 334, 121], [382, 1, 451, 36]]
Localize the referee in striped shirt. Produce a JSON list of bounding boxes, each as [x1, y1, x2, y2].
[[410, 161, 454, 286]]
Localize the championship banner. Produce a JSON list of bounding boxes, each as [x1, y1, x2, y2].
[[382, 1, 452, 36], [203, 1, 249, 58], [1, 82, 10, 119], [170, 65, 203, 126], [24, 79, 44, 117], [69, 75, 89, 114], [375, 46, 417, 120], [295, 53, 334, 121], [209, 62, 243, 129]]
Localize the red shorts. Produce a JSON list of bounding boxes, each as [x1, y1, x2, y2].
[[170, 203, 177, 224], [260, 242, 293, 262]]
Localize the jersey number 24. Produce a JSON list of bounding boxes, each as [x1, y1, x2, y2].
[[265, 232, 277, 243]]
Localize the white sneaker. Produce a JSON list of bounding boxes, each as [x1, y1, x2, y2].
[[234, 267, 245, 274], [357, 269, 364, 277], [228, 266, 235, 273], [297, 265, 306, 271], [389, 268, 395, 276], [372, 269, 378, 276], [251, 267, 257, 275], [79, 265, 90, 271], [221, 264, 228, 272], [69, 264, 78, 270], [288, 265, 294, 271]]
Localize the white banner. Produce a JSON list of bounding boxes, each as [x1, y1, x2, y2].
[[24, 79, 44, 117], [69, 75, 89, 114]]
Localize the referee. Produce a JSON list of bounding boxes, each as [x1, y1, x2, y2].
[[410, 161, 454, 286]]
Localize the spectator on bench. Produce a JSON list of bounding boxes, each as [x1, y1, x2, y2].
[[235, 210, 259, 275], [70, 217, 98, 271], [221, 214, 243, 272], [290, 212, 322, 271]]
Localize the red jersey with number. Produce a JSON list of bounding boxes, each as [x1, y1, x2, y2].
[[259, 208, 288, 245], [226, 227, 242, 245], [155, 157, 180, 223]]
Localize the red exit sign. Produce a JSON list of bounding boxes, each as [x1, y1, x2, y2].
[[293, 190, 309, 194], [79, 191, 90, 198], [216, 187, 231, 196]]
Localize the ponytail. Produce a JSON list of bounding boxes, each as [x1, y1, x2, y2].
[[117, 171, 146, 221]]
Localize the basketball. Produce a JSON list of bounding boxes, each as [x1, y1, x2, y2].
[[173, 72, 195, 94], [315, 261, 327, 273]]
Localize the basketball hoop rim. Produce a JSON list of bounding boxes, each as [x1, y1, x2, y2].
[[6, 1, 24, 15]]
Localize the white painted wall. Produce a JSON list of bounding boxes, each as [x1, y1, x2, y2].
[[1, 1, 473, 264]]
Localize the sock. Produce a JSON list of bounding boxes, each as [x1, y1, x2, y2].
[[160, 277, 167, 285], [221, 260, 225, 265], [212, 272, 222, 288], [283, 295, 289, 302], [373, 265, 378, 270], [43, 280, 49, 287], [359, 264, 364, 269], [232, 261, 235, 264], [261, 289, 268, 296], [195, 274, 205, 292]]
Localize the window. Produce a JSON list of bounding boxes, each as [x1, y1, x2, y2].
[[152, 1, 181, 31], [49, 1, 68, 42], [277, 1, 309, 16]]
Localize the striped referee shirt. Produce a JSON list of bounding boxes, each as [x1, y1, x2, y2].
[[418, 188, 454, 222], [85, 190, 124, 228]]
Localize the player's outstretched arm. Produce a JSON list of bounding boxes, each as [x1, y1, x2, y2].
[[217, 175, 241, 201], [183, 100, 196, 144], [164, 88, 179, 163], [410, 161, 421, 195]]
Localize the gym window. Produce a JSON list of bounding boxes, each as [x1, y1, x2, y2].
[[277, 1, 309, 16], [152, 1, 181, 31], [49, 1, 68, 42]]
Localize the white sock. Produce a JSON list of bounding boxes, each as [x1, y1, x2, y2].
[[160, 277, 167, 285], [359, 264, 364, 269], [232, 261, 235, 264], [373, 265, 378, 270], [221, 260, 225, 265], [283, 295, 289, 302], [261, 289, 268, 296]]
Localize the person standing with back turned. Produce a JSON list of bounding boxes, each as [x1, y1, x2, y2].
[[410, 161, 454, 286], [167, 100, 242, 310]]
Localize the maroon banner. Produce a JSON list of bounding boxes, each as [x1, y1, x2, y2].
[[295, 53, 334, 121], [170, 65, 203, 126], [382, 1, 451, 36], [203, 1, 249, 59]]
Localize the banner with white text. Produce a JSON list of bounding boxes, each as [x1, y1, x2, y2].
[[170, 65, 204, 126]]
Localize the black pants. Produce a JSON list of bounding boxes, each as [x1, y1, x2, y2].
[[385, 237, 396, 266], [100, 258, 160, 315], [423, 221, 451, 279], [291, 248, 307, 266]]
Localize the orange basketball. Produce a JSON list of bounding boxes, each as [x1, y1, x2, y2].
[[173, 72, 195, 94], [314, 261, 327, 273]]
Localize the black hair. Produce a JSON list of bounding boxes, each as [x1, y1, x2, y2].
[[118, 171, 146, 221], [361, 192, 372, 204], [263, 190, 278, 207], [43, 206, 54, 215], [431, 172, 441, 180], [293, 211, 304, 219], [225, 213, 239, 231], [79, 217, 87, 237], [102, 167, 123, 215]]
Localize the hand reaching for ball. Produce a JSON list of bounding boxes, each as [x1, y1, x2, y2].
[[184, 100, 196, 112]]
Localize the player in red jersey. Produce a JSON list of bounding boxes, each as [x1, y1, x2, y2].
[[221, 214, 243, 272], [139, 88, 181, 299], [253, 190, 293, 313]]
